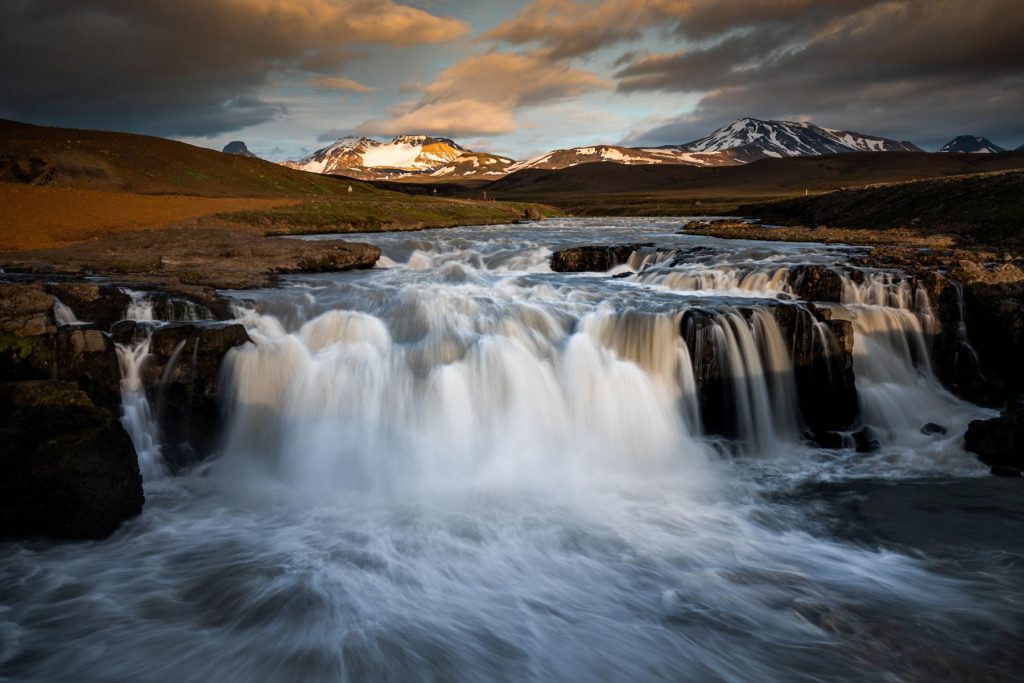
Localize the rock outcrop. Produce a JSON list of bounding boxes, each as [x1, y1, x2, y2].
[[44, 283, 130, 329], [964, 402, 1024, 474], [786, 265, 844, 302], [0, 380, 143, 540], [142, 323, 252, 469], [550, 244, 652, 272]]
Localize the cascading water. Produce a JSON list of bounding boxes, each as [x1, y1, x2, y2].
[[2, 218, 1017, 683]]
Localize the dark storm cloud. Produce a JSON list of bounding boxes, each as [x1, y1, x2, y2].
[[613, 0, 1024, 148], [0, 1, 468, 137]]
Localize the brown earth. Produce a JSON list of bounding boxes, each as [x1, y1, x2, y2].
[[0, 184, 298, 251]]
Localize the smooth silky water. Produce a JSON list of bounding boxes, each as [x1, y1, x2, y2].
[[2, 218, 1021, 682]]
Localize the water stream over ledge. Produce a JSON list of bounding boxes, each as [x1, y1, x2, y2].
[[2, 218, 1021, 682]]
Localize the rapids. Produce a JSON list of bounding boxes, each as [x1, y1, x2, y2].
[[1, 218, 1020, 682]]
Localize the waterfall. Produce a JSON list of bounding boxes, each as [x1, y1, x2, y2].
[[115, 337, 165, 480], [52, 297, 78, 325]]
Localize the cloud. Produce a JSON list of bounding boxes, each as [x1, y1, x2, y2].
[[307, 77, 379, 94], [482, 0, 1024, 148], [357, 51, 607, 136], [614, 0, 1024, 147], [0, 0, 468, 137]]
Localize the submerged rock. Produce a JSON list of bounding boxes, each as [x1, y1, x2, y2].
[[964, 402, 1024, 471], [0, 380, 143, 540], [143, 323, 251, 469], [550, 244, 652, 272]]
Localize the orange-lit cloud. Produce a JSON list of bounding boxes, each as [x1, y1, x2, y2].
[[307, 77, 379, 94], [360, 51, 608, 136]]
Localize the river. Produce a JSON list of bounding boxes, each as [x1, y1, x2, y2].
[[2, 217, 1021, 682]]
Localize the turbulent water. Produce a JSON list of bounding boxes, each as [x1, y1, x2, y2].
[[2, 218, 1022, 682]]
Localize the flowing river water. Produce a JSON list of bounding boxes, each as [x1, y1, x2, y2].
[[2, 218, 1022, 681]]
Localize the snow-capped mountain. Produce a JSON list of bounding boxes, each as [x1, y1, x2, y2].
[[430, 152, 515, 179], [284, 134, 467, 178], [938, 135, 1005, 153], [505, 145, 738, 173], [673, 118, 922, 162], [222, 140, 256, 158]]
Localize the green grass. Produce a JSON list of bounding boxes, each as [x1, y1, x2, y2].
[[223, 196, 560, 234]]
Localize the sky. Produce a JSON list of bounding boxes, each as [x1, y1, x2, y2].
[[2, 0, 1023, 161]]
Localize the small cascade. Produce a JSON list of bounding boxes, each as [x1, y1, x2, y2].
[[52, 297, 78, 325], [123, 290, 155, 321], [115, 338, 165, 480]]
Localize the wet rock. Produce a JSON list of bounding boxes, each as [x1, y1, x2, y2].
[[44, 282, 130, 329], [807, 430, 846, 449], [0, 282, 56, 336], [964, 402, 1024, 470], [990, 466, 1022, 478], [961, 280, 1024, 394], [786, 265, 844, 302], [680, 309, 734, 437], [143, 323, 251, 469], [0, 380, 143, 540], [0, 325, 121, 410], [550, 244, 652, 273], [852, 427, 881, 453], [523, 207, 544, 221], [771, 304, 858, 432], [921, 422, 948, 436]]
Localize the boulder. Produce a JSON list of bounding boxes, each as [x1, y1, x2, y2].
[[0, 380, 143, 540], [550, 244, 653, 273], [44, 282, 130, 329], [0, 325, 121, 410], [0, 282, 56, 336], [786, 265, 844, 302], [143, 323, 251, 468], [524, 207, 544, 221], [964, 402, 1024, 470]]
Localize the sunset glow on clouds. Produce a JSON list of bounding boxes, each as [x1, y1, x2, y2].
[[1, 0, 1021, 159]]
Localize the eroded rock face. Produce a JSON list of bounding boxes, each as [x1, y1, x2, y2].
[[143, 323, 251, 469], [550, 244, 652, 272], [0, 380, 143, 540], [964, 402, 1024, 472]]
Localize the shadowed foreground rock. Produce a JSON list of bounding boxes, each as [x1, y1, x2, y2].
[[0, 380, 143, 540], [143, 323, 252, 469], [964, 402, 1024, 473]]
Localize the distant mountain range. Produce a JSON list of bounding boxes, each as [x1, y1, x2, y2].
[[938, 135, 1005, 153], [277, 118, 1017, 180]]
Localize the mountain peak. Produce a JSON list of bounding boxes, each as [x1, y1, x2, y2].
[[679, 118, 921, 161], [938, 135, 1004, 153], [222, 140, 256, 158]]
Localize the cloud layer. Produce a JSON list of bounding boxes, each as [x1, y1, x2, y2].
[[0, 0, 467, 136]]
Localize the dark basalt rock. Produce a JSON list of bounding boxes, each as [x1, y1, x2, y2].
[[681, 303, 858, 439], [786, 265, 844, 302], [143, 323, 251, 469], [852, 426, 881, 453], [921, 422, 948, 436], [770, 303, 858, 433], [550, 244, 653, 273], [44, 282, 130, 329], [0, 380, 143, 540], [964, 402, 1024, 471], [990, 466, 1022, 478], [1, 325, 122, 411]]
